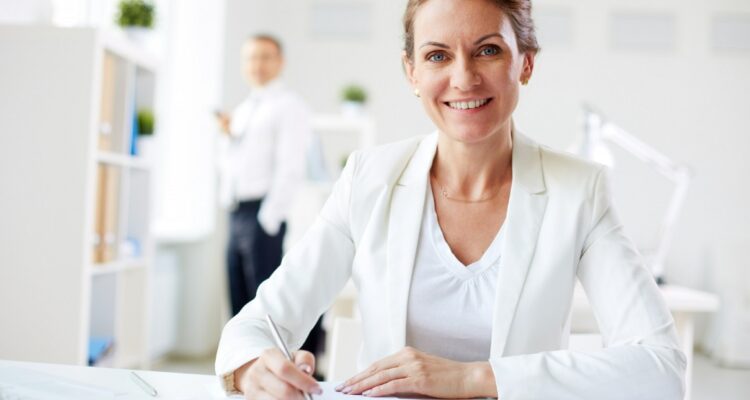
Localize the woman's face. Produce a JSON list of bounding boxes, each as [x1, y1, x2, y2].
[[404, 0, 534, 145]]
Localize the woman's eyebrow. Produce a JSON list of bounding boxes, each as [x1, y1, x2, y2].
[[418, 33, 505, 49], [474, 33, 504, 44], [419, 41, 449, 49]]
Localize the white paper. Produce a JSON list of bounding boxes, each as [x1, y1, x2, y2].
[[315, 382, 424, 399]]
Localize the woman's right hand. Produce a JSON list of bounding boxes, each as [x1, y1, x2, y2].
[[235, 348, 322, 400]]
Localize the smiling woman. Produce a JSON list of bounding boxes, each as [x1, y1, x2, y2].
[[215, 1, 686, 399], [403, 0, 535, 148]]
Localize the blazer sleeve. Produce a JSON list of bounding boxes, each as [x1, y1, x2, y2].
[[215, 152, 359, 393], [489, 167, 686, 400]]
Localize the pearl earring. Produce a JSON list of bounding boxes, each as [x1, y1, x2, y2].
[[414, 88, 420, 97]]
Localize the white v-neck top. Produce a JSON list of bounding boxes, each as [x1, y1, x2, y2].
[[405, 187, 505, 362]]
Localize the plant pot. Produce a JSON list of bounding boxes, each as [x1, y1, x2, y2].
[[136, 135, 156, 161], [123, 27, 152, 45], [341, 101, 365, 118]]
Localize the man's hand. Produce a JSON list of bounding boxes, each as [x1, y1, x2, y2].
[[335, 346, 497, 398], [215, 111, 231, 136]]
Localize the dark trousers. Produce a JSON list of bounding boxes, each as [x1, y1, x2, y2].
[[226, 199, 324, 356], [227, 199, 285, 315]]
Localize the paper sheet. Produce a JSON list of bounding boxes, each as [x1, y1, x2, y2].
[[314, 382, 424, 399], [202, 380, 410, 399]]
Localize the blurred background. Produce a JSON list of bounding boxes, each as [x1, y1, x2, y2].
[[0, 0, 748, 399]]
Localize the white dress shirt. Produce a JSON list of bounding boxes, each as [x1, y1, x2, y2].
[[219, 79, 311, 235], [406, 188, 505, 362]]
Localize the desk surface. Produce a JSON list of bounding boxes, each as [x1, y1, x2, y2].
[[0, 359, 230, 399], [0, 360, 404, 399]]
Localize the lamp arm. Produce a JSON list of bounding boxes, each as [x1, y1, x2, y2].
[[600, 123, 686, 181], [595, 118, 692, 282], [650, 173, 691, 279]]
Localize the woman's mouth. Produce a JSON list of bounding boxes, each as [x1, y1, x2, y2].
[[444, 98, 493, 111]]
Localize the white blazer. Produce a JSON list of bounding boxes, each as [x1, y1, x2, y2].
[[216, 130, 686, 399]]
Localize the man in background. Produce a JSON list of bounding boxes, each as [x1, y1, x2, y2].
[[216, 35, 319, 352]]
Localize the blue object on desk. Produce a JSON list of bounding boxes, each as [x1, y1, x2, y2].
[[88, 336, 113, 366]]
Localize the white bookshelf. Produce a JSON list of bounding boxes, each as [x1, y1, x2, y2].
[[96, 151, 152, 170], [312, 113, 376, 179], [0, 26, 157, 369]]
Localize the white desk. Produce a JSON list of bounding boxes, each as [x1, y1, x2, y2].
[[0, 360, 232, 399], [0, 361, 387, 399], [571, 284, 720, 400]]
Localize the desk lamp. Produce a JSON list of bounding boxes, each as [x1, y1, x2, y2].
[[572, 105, 692, 284]]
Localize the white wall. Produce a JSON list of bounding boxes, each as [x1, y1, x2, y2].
[[222, 0, 430, 141], [149, 0, 227, 357], [517, 0, 750, 292], [223, 0, 750, 296], [151, 0, 223, 240]]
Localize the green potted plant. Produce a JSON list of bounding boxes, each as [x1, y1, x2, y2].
[[115, 0, 155, 42], [136, 108, 156, 159], [341, 84, 367, 117], [137, 109, 154, 136]]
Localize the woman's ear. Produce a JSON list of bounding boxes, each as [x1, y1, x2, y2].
[[520, 51, 536, 83], [402, 51, 418, 88]]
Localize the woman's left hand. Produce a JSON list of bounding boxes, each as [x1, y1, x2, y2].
[[334, 346, 497, 398]]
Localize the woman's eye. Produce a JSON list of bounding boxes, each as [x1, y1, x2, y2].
[[428, 52, 446, 62], [479, 46, 500, 56]]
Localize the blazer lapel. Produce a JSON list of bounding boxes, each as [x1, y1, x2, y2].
[[385, 133, 437, 351], [490, 130, 548, 357]]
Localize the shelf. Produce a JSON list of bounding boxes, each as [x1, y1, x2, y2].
[[90, 259, 147, 276], [96, 151, 151, 170], [99, 29, 160, 73], [0, 25, 153, 369]]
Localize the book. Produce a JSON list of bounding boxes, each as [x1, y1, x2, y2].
[[92, 165, 107, 263], [98, 52, 116, 151], [92, 165, 120, 264]]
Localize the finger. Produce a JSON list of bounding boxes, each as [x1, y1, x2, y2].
[[363, 378, 411, 398], [257, 366, 306, 400], [244, 386, 276, 400], [264, 349, 321, 395], [293, 350, 316, 375], [346, 366, 407, 395], [337, 347, 414, 391], [338, 355, 398, 389]]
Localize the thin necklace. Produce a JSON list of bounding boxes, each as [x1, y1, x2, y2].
[[430, 167, 510, 203]]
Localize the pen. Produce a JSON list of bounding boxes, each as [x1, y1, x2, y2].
[[266, 314, 314, 400], [130, 371, 158, 397]]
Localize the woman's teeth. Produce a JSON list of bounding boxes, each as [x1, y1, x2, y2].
[[447, 98, 489, 110]]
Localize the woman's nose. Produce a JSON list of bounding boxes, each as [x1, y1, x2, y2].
[[450, 57, 481, 91]]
